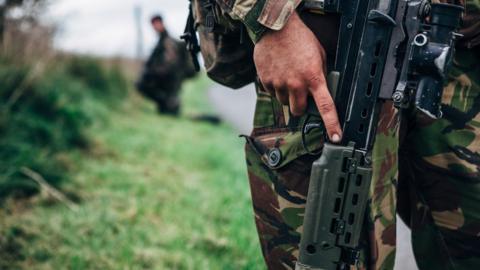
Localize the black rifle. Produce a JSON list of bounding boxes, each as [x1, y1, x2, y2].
[[297, 0, 463, 269]]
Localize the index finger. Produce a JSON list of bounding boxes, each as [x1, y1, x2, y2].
[[310, 77, 343, 143]]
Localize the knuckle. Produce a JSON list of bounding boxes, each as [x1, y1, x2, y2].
[[304, 69, 316, 80], [262, 76, 273, 85], [272, 80, 284, 90], [308, 76, 326, 90], [304, 63, 320, 75], [310, 75, 325, 84], [317, 100, 334, 113], [286, 79, 302, 90]]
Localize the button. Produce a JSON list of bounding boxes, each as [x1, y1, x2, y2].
[[267, 148, 282, 167]]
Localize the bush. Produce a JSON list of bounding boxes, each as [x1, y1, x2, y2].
[[0, 55, 128, 200], [64, 56, 128, 102]]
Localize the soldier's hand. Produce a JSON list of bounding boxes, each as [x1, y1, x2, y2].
[[253, 12, 343, 143]]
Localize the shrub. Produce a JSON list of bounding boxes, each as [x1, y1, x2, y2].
[[0, 55, 128, 200], [64, 56, 128, 102]]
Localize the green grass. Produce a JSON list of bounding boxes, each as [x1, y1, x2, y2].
[[0, 75, 264, 269]]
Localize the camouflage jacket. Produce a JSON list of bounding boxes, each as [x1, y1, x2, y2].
[[216, 0, 480, 47]]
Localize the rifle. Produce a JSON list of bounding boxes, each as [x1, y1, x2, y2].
[[297, 0, 463, 269]]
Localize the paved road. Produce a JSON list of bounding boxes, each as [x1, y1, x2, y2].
[[208, 84, 257, 135], [208, 83, 418, 270]]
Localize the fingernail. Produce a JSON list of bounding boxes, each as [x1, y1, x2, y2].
[[332, 134, 341, 143]]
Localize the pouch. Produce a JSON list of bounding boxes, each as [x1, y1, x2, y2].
[[190, 0, 256, 89]]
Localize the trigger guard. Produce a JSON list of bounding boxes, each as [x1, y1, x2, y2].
[[304, 122, 324, 134], [302, 115, 324, 156]]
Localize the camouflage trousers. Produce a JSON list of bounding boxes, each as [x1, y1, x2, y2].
[[244, 47, 480, 270]]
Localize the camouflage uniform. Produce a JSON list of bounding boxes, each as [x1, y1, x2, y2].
[[204, 0, 480, 269], [137, 31, 195, 115]]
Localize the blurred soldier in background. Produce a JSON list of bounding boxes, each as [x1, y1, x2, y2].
[[137, 14, 195, 115]]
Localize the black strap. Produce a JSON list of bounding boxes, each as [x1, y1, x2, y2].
[[181, 2, 201, 72]]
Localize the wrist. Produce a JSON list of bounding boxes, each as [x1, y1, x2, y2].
[[255, 11, 301, 44], [250, 0, 303, 43]]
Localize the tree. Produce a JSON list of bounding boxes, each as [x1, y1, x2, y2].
[[0, 0, 43, 45]]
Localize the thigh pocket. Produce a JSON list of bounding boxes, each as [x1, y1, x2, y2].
[[245, 128, 324, 170], [244, 128, 325, 234]]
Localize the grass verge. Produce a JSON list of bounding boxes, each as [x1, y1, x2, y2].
[[0, 75, 264, 270]]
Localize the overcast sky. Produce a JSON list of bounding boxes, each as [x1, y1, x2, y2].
[[47, 0, 189, 58]]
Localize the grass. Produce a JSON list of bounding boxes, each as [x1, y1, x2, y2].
[[0, 75, 264, 269]]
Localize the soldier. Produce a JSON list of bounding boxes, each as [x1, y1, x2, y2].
[[137, 14, 195, 115], [191, 0, 480, 269]]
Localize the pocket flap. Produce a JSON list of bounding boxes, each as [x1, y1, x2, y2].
[[245, 128, 325, 169]]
